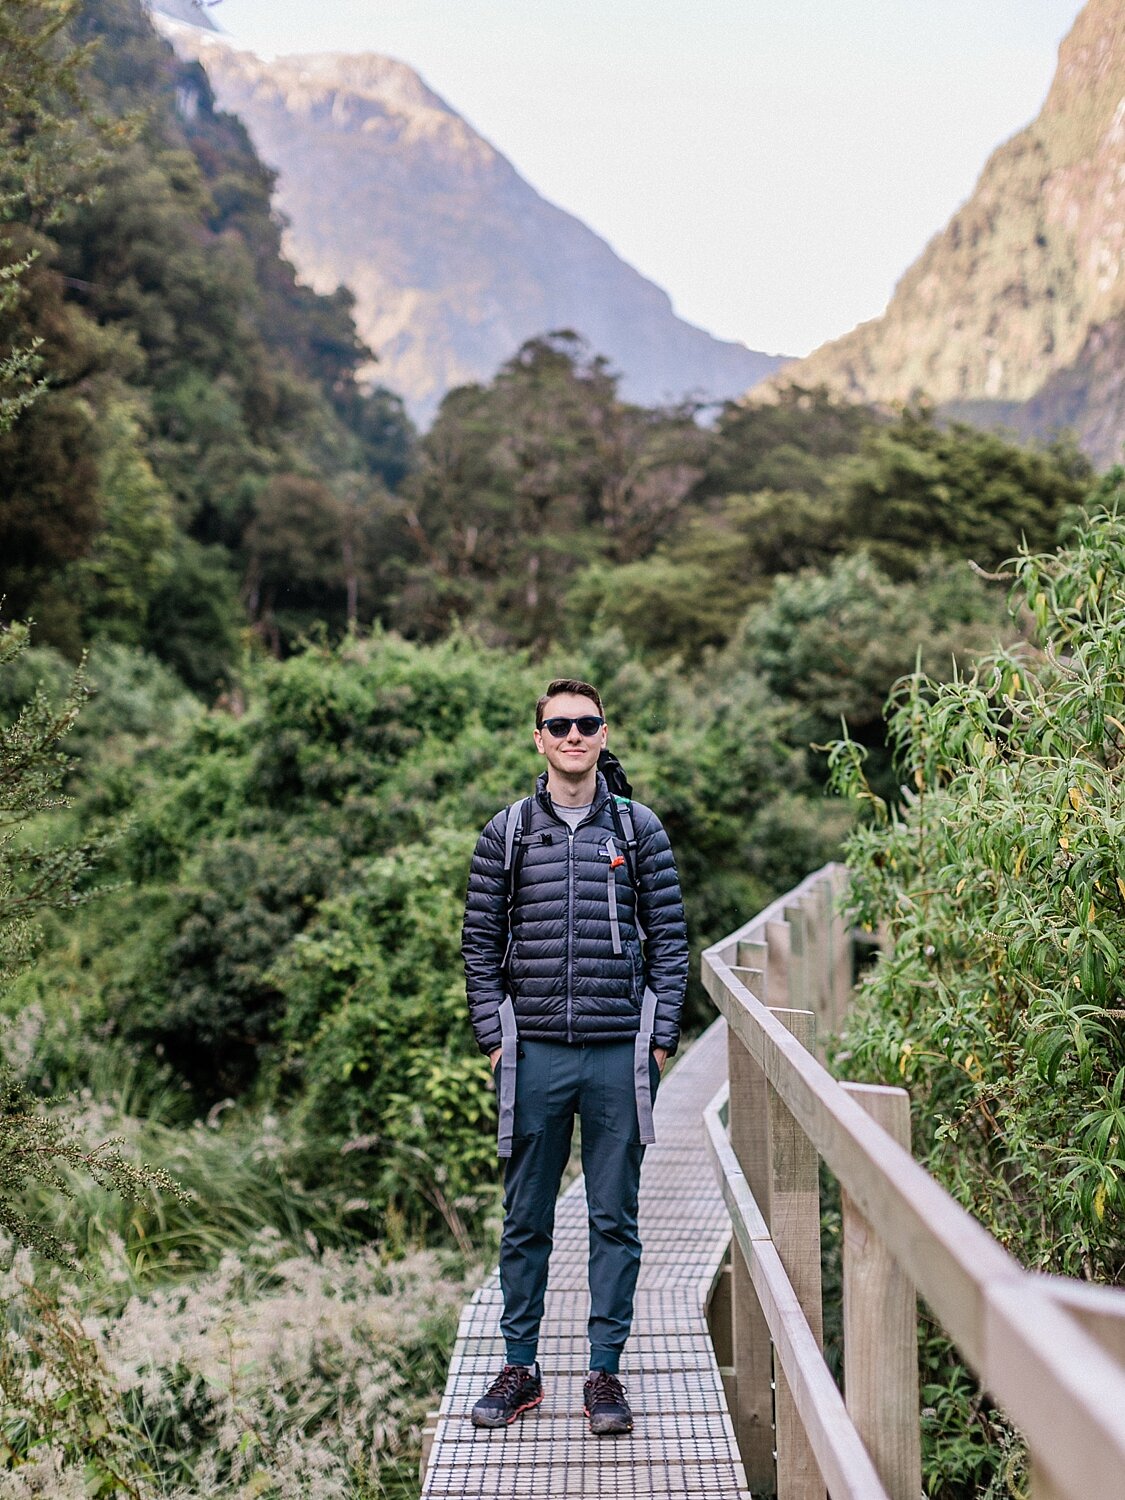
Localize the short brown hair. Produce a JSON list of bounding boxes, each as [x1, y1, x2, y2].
[[536, 677, 603, 727]]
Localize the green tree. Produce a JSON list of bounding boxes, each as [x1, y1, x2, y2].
[[243, 473, 347, 651], [0, 0, 123, 429], [832, 406, 1093, 578], [738, 553, 1012, 794], [692, 382, 880, 504], [1, 0, 416, 681], [0, 0, 122, 635], [144, 532, 243, 696], [333, 382, 415, 491], [74, 396, 175, 642], [568, 406, 1093, 667], [397, 331, 704, 645], [0, 249, 43, 434], [565, 488, 842, 661], [0, 378, 101, 650], [0, 627, 96, 981]]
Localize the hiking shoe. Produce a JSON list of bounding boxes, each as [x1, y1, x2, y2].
[[470, 1362, 544, 1428], [583, 1370, 633, 1435]]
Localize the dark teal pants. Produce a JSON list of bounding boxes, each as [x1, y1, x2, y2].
[[499, 1038, 659, 1373]]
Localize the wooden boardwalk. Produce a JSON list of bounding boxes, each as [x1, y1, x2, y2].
[[423, 860, 1125, 1500], [421, 1018, 750, 1499]]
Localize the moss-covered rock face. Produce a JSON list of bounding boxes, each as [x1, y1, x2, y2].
[[761, 0, 1125, 465]]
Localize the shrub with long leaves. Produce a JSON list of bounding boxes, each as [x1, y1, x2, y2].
[[830, 505, 1125, 1279], [827, 506, 1125, 1495]]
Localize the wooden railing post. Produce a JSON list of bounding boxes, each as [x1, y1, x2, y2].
[[768, 1004, 824, 1500], [828, 864, 853, 1031], [840, 1082, 921, 1500], [766, 918, 791, 1005], [799, 885, 832, 1050], [783, 904, 810, 1013], [728, 938, 776, 1490]]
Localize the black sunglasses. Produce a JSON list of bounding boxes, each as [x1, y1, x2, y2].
[[540, 715, 605, 739]]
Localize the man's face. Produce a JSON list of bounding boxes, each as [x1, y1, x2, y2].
[[533, 692, 607, 778]]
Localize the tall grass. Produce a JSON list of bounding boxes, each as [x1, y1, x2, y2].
[[0, 1076, 490, 1497], [0, 1230, 473, 1497]]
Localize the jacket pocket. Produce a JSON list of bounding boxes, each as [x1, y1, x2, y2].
[[627, 946, 643, 1005], [507, 938, 527, 984]]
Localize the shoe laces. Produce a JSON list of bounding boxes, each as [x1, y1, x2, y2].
[[586, 1370, 626, 1405], [487, 1363, 531, 1397]]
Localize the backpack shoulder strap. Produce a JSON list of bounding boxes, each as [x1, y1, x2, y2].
[[609, 794, 638, 886], [503, 797, 526, 873], [503, 796, 533, 910], [609, 794, 647, 943]]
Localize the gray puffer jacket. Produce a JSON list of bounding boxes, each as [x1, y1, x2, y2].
[[462, 771, 688, 1056]]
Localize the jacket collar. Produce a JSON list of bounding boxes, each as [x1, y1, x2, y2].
[[535, 768, 611, 817]]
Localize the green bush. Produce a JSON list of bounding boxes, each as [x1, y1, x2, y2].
[[16, 624, 855, 1223], [828, 504, 1125, 1493], [271, 828, 496, 1242], [123, 834, 344, 1095], [738, 553, 1012, 796]]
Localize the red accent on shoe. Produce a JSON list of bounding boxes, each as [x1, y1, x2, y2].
[[504, 1391, 543, 1424]]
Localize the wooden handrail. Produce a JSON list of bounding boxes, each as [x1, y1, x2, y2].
[[704, 862, 1125, 1500], [704, 1085, 893, 1500]]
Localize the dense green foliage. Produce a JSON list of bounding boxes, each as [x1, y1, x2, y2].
[[0, 619, 180, 1268], [834, 507, 1125, 1276], [9, 627, 854, 1225], [0, 623, 94, 984], [828, 505, 1125, 1493], [562, 398, 1088, 664], [394, 331, 707, 647], [0, 0, 414, 676], [1, 0, 1090, 690]]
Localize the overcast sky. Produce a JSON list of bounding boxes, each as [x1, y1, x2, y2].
[[206, 0, 1087, 357]]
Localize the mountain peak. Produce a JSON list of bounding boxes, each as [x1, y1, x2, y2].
[[263, 51, 457, 118], [756, 0, 1125, 464], [159, 31, 506, 185], [148, 0, 219, 34], [1041, 0, 1125, 153], [197, 43, 466, 130], [158, 23, 784, 423]]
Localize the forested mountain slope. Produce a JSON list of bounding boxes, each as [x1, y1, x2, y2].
[[156, 17, 786, 424], [0, 0, 412, 683], [761, 0, 1125, 466]]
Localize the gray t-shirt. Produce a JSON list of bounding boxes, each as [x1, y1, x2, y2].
[[551, 799, 591, 831]]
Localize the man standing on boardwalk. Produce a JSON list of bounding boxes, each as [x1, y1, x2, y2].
[[461, 677, 689, 1435]]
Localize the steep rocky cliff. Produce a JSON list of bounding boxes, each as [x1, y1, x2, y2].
[[157, 18, 784, 424], [762, 0, 1125, 465]]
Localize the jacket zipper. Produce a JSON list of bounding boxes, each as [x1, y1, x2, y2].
[[538, 785, 609, 1047], [565, 826, 575, 1042]]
